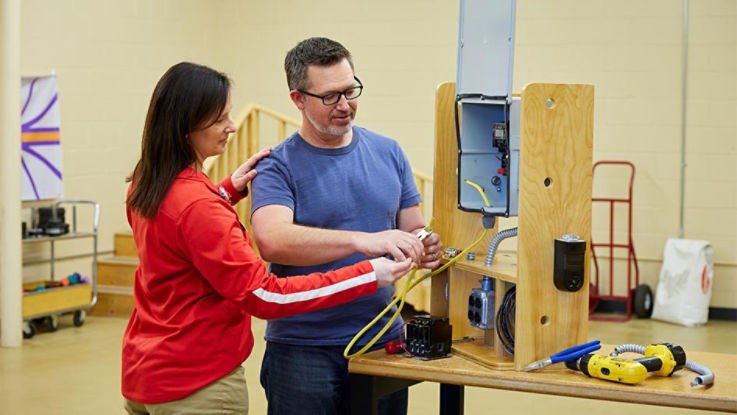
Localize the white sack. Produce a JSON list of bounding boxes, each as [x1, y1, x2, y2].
[[651, 238, 714, 327]]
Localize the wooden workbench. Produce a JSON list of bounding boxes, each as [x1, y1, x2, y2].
[[348, 345, 737, 413]]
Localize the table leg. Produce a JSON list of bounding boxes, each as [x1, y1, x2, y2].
[[349, 373, 378, 415], [439, 383, 464, 415], [349, 373, 420, 415]]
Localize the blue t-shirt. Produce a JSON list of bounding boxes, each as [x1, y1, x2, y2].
[[250, 126, 422, 346]]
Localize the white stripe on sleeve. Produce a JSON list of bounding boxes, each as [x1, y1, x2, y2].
[[252, 271, 376, 304]]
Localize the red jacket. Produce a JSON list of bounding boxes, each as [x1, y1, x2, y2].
[[122, 168, 377, 403]]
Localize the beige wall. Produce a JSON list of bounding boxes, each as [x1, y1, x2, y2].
[[20, 0, 222, 280], [19, 0, 736, 308], [511, 0, 736, 308]]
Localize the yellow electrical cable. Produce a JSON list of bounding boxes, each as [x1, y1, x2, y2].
[[343, 180, 491, 359], [464, 179, 490, 207], [343, 268, 415, 359]]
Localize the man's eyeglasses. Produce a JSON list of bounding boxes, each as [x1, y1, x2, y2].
[[298, 77, 363, 106]]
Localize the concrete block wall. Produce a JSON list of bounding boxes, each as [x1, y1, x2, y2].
[[20, 0, 219, 281], [19, 0, 736, 308]]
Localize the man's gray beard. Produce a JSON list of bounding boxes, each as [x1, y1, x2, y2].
[[305, 110, 352, 137]]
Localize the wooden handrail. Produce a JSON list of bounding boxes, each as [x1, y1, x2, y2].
[[204, 103, 434, 230]]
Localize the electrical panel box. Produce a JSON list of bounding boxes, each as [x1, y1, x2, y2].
[[457, 99, 520, 216], [456, 0, 519, 217]]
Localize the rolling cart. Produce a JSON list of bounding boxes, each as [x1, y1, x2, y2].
[[589, 161, 652, 321], [21, 200, 100, 338]]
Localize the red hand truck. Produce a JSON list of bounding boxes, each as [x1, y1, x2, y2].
[[589, 161, 652, 321]]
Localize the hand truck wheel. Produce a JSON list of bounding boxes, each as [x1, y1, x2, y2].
[[632, 284, 653, 318]]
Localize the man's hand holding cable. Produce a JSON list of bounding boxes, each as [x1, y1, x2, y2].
[[369, 257, 414, 287], [356, 230, 424, 265], [416, 231, 443, 270]]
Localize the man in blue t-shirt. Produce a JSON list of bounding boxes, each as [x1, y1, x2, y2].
[[251, 37, 443, 415]]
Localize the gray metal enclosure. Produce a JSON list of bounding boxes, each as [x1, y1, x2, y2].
[[456, 0, 519, 217]]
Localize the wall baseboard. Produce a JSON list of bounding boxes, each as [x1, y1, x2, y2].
[[590, 300, 627, 315], [592, 301, 736, 322], [709, 307, 737, 322]]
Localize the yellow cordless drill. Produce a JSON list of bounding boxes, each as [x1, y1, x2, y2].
[[565, 343, 686, 384]]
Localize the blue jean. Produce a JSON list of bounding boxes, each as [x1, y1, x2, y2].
[[260, 341, 408, 415]]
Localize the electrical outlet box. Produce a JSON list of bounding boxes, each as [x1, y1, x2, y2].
[[554, 235, 587, 292], [468, 284, 496, 330]]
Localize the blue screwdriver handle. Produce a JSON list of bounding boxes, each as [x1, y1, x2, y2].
[[550, 340, 601, 364]]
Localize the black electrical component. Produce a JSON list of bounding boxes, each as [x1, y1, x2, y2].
[[38, 206, 69, 236], [492, 122, 507, 150], [405, 315, 452, 360], [554, 234, 586, 291], [492, 122, 510, 170]]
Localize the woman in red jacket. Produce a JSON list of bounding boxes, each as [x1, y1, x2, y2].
[[122, 62, 416, 414]]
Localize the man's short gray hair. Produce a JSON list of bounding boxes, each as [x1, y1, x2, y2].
[[284, 37, 354, 91]]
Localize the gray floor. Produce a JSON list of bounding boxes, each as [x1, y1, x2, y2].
[[0, 315, 734, 414]]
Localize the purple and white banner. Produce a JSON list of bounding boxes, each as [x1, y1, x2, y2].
[[21, 75, 63, 201]]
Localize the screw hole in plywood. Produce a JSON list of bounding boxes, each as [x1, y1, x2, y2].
[[544, 177, 552, 187], [546, 98, 555, 109], [540, 315, 550, 326]]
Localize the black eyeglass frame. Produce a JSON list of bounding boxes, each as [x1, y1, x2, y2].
[[298, 77, 363, 105]]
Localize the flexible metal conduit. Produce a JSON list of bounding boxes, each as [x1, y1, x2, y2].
[[611, 343, 714, 387], [484, 227, 518, 266]]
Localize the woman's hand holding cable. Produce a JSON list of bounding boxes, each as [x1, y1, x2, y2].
[[369, 257, 414, 287], [230, 147, 271, 193]]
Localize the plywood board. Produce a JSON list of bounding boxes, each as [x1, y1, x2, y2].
[[432, 82, 497, 263], [448, 267, 486, 340], [452, 339, 514, 370], [515, 83, 594, 370]]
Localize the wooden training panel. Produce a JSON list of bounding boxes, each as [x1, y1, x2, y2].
[[431, 82, 594, 371]]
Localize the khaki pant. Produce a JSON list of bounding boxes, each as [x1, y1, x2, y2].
[[124, 365, 248, 415]]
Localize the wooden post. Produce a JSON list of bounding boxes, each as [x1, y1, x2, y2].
[[515, 83, 593, 370]]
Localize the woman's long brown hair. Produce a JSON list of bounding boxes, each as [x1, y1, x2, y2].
[[126, 62, 230, 218]]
